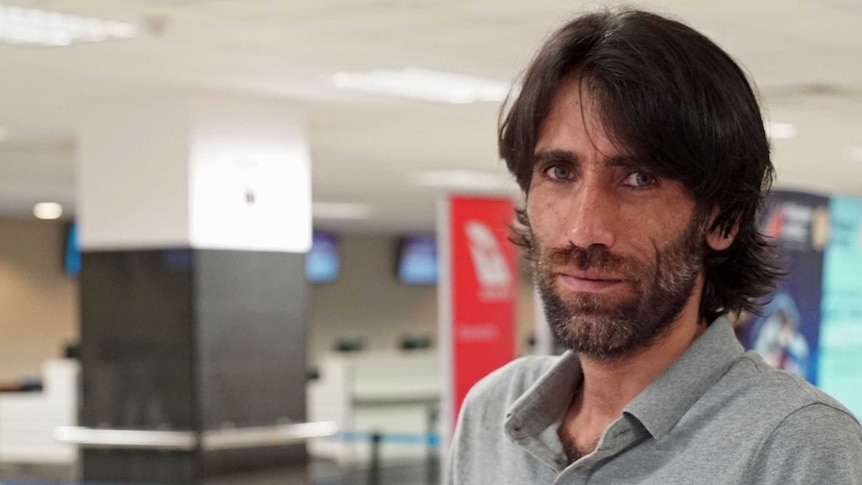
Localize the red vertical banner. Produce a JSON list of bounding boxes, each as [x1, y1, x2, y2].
[[439, 196, 518, 439]]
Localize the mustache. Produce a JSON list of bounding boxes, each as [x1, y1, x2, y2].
[[542, 243, 637, 274]]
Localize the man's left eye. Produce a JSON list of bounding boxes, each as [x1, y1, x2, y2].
[[622, 171, 656, 188]]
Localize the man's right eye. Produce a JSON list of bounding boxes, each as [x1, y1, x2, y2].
[[545, 164, 573, 181]]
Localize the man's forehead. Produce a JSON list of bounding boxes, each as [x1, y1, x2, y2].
[[541, 75, 600, 128], [536, 78, 633, 155]]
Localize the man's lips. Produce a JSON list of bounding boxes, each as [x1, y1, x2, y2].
[[557, 272, 624, 293]]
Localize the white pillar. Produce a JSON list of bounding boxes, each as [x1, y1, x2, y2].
[[77, 91, 311, 252]]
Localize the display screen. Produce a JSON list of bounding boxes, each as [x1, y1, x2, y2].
[[397, 235, 438, 285], [64, 222, 81, 277], [305, 232, 340, 283]]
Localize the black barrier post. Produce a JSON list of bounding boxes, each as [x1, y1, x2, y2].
[[427, 408, 440, 485], [369, 431, 382, 485]]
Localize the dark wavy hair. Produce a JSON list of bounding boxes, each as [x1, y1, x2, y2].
[[499, 9, 784, 323]]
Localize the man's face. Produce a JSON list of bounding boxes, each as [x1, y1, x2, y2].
[[526, 77, 708, 359]]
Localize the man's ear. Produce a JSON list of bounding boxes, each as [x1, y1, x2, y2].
[[705, 207, 738, 251]]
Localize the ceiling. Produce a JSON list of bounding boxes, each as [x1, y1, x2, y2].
[[0, 0, 861, 234]]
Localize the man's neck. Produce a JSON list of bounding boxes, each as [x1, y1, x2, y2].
[[558, 296, 709, 462], [578, 312, 707, 420]]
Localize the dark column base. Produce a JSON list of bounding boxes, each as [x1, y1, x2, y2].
[[202, 444, 307, 476], [82, 450, 198, 484], [80, 249, 308, 484]]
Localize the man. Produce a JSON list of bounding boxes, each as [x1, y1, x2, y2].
[[446, 8, 862, 484]]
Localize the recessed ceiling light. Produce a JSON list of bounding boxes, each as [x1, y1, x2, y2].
[[412, 170, 518, 192], [766, 122, 797, 140], [313, 202, 373, 220], [33, 202, 63, 220], [332, 67, 513, 104], [0, 5, 137, 47], [132, 0, 217, 5]]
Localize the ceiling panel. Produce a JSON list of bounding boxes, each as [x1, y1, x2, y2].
[[0, 0, 859, 230]]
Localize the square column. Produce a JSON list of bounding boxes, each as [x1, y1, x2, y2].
[[75, 92, 313, 483]]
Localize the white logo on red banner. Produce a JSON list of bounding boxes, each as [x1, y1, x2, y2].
[[464, 220, 514, 301]]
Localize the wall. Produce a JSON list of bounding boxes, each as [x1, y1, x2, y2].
[[307, 234, 437, 362], [0, 223, 539, 380], [307, 233, 537, 365], [0, 220, 78, 382]]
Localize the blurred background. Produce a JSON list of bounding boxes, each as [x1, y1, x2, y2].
[[0, 0, 861, 484]]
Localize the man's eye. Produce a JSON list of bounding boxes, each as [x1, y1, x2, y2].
[[545, 165, 573, 181], [622, 171, 656, 188]]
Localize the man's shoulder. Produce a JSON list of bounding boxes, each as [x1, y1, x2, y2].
[[737, 356, 862, 484], [705, 348, 862, 463], [710, 355, 862, 484], [729, 350, 857, 421]]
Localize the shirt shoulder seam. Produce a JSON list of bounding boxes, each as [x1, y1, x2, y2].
[[739, 353, 823, 402]]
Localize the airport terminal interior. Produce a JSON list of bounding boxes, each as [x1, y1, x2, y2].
[[0, 1, 861, 484]]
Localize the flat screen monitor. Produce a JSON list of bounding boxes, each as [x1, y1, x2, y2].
[[305, 232, 340, 283], [397, 235, 438, 285], [64, 222, 81, 277]]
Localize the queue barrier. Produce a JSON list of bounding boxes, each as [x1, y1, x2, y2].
[[337, 430, 440, 448], [332, 430, 440, 485]]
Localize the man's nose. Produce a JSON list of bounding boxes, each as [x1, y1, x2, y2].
[[564, 183, 617, 249]]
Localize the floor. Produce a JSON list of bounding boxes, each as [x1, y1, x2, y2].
[[0, 459, 439, 485]]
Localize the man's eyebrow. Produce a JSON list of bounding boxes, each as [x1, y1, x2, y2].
[[532, 149, 578, 167], [605, 155, 643, 170], [533, 150, 643, 170]]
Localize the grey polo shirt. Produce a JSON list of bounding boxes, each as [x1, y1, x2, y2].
[[446, 318, 862, 484]]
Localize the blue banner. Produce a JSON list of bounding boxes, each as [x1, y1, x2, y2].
[[819, 196, 862, 417], [740, 190, 830, 385]]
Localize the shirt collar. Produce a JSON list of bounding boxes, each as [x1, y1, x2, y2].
[[624, 316, 744, 438], [504, 316, 744, 443], [504, 351, 582, 442]]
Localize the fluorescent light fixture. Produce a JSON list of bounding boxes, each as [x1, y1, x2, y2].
[[0, 5, 137, 47], [313, 202, 373, 220], [332, 67, 512, 104], [766, 122, 797, 140], [844, 145, 862, 164], [33, 202, 63, 220], [412, 169, 518, 192]]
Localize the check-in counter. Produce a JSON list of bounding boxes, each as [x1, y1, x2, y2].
[[307, 350, 440, 464], [0, 359, 79, 465]]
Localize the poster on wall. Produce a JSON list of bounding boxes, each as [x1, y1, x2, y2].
[[818, 196, 862, 417], [438, 196, 518, 439], [739, 190, 829, 385]]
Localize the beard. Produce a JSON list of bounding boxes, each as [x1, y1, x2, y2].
[[528, 214, 706, 360]]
